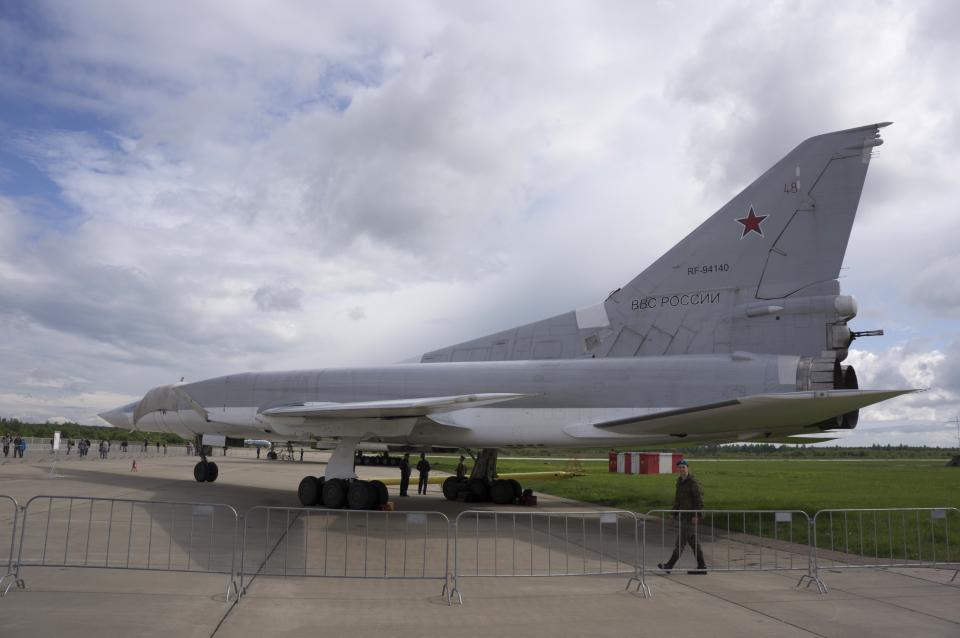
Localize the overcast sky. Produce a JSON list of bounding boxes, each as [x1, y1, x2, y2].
[[1, 1, 958, 447]]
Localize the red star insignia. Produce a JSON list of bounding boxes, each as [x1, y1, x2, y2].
[[736, 206, 768, 238]]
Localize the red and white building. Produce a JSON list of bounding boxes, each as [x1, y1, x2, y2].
[[608, 451, 684, 475]]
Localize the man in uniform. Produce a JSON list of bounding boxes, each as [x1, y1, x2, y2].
[[416, 453, 431, 494], [399, 453, 411, 496], [455, 455, 467, 481], [658, 459, 707, 574]]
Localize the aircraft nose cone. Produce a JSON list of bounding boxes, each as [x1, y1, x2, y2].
[[98, 407, 133, 428]]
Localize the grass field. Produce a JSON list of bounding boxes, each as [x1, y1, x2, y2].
[[432, 457, 959, 513], [431, 456, 960, 559]]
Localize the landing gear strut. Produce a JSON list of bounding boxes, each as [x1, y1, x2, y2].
[[295, 437, 388, 510]]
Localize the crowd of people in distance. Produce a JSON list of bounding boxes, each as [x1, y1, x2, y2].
[[2, 434, 175, 460], [1, 433, 27, 458]]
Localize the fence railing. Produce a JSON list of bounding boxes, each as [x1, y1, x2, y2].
[[0, 496, 22, 596], [12, 496, 239, 600], [812, 508, 960, 590], [453, 510, 644, 601], [240, 507, 453, 603], [4, 496, 960, 603]]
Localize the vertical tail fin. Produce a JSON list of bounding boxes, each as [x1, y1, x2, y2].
[[623, 122, 889, 301], [422, 123, 889, 363]]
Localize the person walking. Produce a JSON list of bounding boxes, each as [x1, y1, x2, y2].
[[2, 433, 10, 458], [399, 453, 411, 496], [456, 455, 467, 481], [658, 459, 707, 574], [416, 453, 431, 495]]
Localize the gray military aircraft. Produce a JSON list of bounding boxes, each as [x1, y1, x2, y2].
[[99, 122, 913, 509]]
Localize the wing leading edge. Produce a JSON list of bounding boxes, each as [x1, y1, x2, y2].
[[592, 389, 919, 437]]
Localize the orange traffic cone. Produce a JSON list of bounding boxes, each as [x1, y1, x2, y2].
[[131, 459, 138, 472]]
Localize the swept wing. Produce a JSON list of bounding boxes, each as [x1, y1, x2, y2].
[[261, 393, 534, 419]]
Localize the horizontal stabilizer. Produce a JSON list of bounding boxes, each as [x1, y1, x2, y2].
[[594, 389, 917, 436], [261, 392, 533, 419]]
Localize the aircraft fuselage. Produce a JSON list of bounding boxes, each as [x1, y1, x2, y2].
[[124, 353, 801, 448]]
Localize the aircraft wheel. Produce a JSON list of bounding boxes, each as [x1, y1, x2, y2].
[[298, 476, 321, 506], [347, 480, 376, 510], [491, 479, 515, 505], [205, 461, 219, 482], [267, 451, 277, 460], [369, 480, 389, 507], [322, 478, 347, 509], [314, 477, 326, 506], [442, 477, 461, 501], [508, 479, 523, 499], [193, 461, 206, 482], [467, 478, 490, 501]]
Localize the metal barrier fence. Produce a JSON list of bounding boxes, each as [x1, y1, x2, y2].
[[812, 508, 960, 590], [240, 507, 453, 603], [453, 510, 644, 601], [0, 496, 22, 596], [6, 498, 960, 603], [640, 509, 822, 594], [12, 496, 240, 600]]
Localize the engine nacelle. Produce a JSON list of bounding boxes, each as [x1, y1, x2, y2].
[[797, 356, 860, 430]]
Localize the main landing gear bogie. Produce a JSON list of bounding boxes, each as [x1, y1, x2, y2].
[[193, 460, 219, 483], [443, 477, 522, 505], [298, 476, 389, 510]]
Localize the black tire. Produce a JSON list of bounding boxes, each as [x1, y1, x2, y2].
[[298, 476, 321, 506], [205, 461, 219, 482], [314, 477, 326, 506], [322, 478, 347, 509], [491, 479, 515, 504], [467, 477, 490, 501], [347, 480, 376, 510], [508, 479, 522, 499], [442, 477, 461, 501], [193, 461, 206, 482], [370, 480, 389, 506], [267, 451, 277, 460]]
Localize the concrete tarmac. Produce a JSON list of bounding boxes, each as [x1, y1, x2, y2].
[[1, 450, 958, 637]]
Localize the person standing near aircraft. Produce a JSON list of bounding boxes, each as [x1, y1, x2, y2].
[[658, 459, 707, 574], [399, 453, 411, 496], [456, 455, 467, 481], [416, 453, 431, 494]]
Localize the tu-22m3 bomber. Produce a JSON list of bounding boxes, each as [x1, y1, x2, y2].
[[99, 122, 915, 509]]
